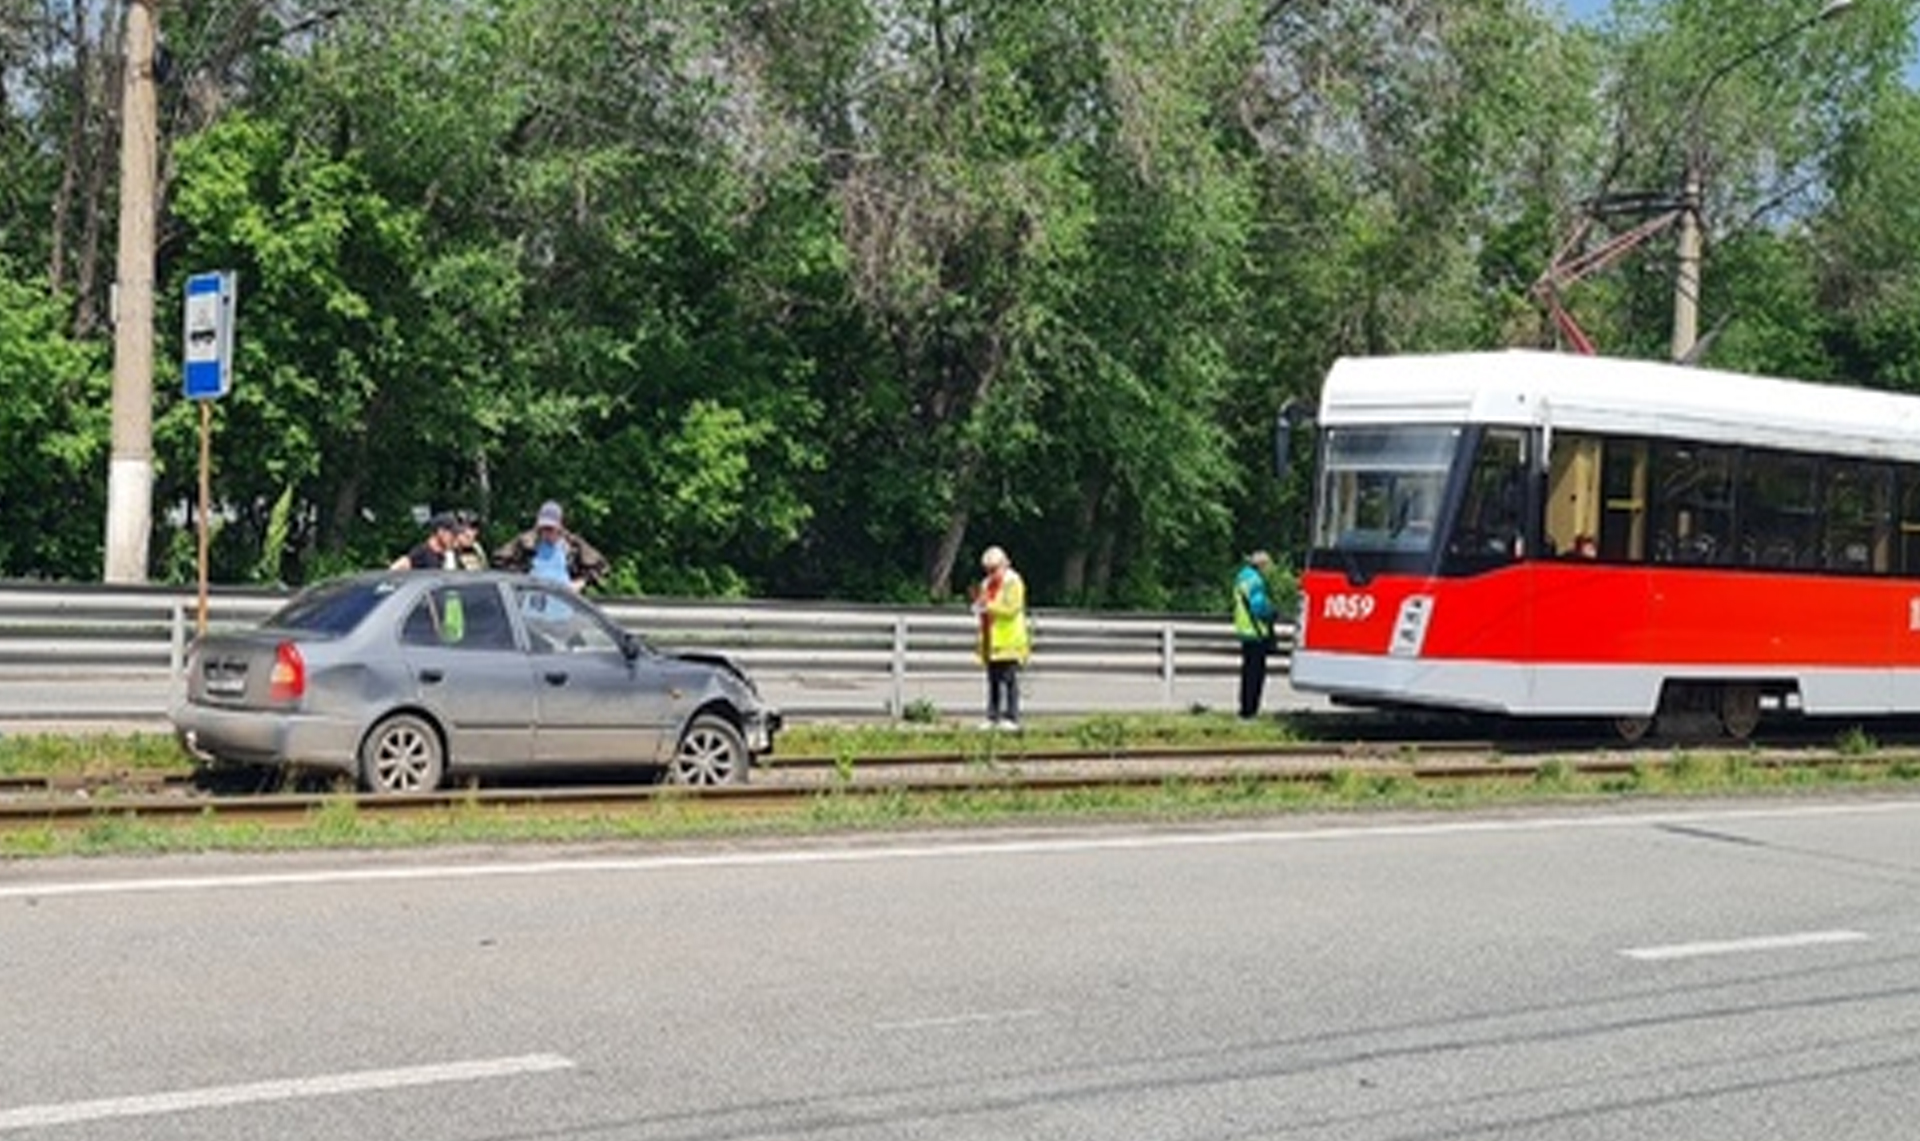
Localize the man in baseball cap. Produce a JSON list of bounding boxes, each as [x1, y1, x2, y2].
[[391, 511, 461, 571]]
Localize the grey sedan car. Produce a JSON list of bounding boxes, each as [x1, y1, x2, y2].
[[171, 570, 781, 793]]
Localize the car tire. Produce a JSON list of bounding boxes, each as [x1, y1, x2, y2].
[[359, 712, 445, 795], [666, 713, 749, 786]]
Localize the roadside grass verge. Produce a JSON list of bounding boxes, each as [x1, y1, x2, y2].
[[772, 710, 1306, 761], [0, 731, 185, 777], [7, 742, 1920, 859]]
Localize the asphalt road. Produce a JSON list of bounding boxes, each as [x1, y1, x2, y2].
[[6, 798, 1920, 1139]]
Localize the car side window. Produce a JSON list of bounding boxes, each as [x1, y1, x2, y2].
[[514, 586, 622, 655], [401, 586, 516, 651]]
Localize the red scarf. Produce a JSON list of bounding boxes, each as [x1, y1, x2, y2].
[[976, 569, 1004, 658]]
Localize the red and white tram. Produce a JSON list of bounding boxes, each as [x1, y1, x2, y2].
[[1287, 350, 1920, 739]]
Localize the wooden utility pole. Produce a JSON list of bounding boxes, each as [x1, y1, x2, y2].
[[106, 0, 160, 583]]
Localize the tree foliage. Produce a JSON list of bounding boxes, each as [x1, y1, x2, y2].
[[0, 0, 1915, 605]]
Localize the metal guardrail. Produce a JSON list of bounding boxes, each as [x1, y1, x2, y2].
[[0, 582, 1298, 721]]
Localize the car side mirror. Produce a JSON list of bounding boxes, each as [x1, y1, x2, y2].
[[621, 632, 642, 661]]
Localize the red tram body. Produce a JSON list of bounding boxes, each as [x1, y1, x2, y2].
[[1288, 351, 1920, 738]]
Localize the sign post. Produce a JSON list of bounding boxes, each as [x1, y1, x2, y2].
[[183, 271, 237, 636]]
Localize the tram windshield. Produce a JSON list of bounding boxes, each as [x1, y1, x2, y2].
[[1313, 425, 1463, 553]]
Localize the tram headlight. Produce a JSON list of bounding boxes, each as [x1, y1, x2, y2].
[[1388, 595, 1433, 658]]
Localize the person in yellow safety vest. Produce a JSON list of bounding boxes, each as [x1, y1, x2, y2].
[[970, 545, 1031, 730], [1233, 550, 1278, 719]]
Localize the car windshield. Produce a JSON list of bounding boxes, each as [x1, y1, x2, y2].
[[263, 579, 397, 636], [1313, 425, 1463, 553]]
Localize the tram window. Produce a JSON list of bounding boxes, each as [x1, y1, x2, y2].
[[1547, 433, 1603, 558], [1651, 443, 1734, 565], [1736, 450, 1819, 569], [1599, 439, 1648, 562], [1899, 468, 1920, 575], [1448, 428, 1528, 563], [1824, 461, 1891, 574], [1313, 426, 1460, 552]]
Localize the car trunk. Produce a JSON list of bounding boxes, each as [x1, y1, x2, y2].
[[187, 632, 299, 709]]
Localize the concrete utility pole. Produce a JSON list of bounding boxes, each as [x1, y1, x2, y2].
[[1670, 161, 1704, 364], [106, 0, 160, 583]]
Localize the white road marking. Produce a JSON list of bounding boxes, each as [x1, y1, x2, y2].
[[873, 1008, 1047, 1032], [0, 1054, 574, 1132], [4, 799, 1919, 901], [1621, 930, 1871, 962]]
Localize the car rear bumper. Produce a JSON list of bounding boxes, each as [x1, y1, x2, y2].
[[169, 701, 363, 777]]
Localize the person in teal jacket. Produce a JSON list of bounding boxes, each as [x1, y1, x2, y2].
[[1233, 550, 1278, 719]]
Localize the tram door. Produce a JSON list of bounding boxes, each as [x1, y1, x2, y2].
[[1546, 435, 1602, 562], [1448, 429, 1536, 707], [1540, 434, 1652, 710], [1594, 440, 1653, 698]]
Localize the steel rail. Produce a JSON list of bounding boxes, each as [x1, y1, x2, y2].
[[0, 741, 1500, 797]]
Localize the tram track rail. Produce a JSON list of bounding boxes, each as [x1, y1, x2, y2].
[[2, 740, 1915, 834], [0, 741, 1493, 797]]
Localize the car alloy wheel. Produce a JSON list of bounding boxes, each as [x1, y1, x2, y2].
[[667, 713, 748, 785], [360, 712, 445, 794]]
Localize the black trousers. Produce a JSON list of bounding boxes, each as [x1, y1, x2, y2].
[[986, 661, 1021, 723], [1238, 638, 1270, 718]]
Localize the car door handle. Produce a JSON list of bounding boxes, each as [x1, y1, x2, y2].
[[544, 671, 569, 686], [418, 669, 444, 684]]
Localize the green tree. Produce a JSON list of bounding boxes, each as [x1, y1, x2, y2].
[[1817, 84, 1920, 390], [1231, 0, 1592, 562], [0, 261, 106, 576], [1575, 0, 1903, 364]]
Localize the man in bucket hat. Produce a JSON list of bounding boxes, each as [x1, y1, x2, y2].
[[491, 500, 609, 591]]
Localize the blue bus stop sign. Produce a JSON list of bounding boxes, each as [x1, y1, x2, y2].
[[182, 271, 237, 399]]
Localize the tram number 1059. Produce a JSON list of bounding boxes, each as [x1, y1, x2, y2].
[[1321, 593, 1377, 621]]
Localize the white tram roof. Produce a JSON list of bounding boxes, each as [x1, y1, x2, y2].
[[1319, 350, 1920, 463]]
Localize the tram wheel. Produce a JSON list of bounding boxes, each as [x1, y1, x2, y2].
[[1611, 716, 1654, 744], [1720, 684, 1762, 741]]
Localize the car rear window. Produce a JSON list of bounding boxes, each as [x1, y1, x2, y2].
[[264, 579, 395, 635]]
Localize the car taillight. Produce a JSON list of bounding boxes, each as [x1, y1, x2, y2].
[[269, 642, 306, 702]]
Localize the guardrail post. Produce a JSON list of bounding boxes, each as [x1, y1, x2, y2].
[[1160, 624, 1176, 709], [889, 618, 908, 719], [169, 600, 186, 704]]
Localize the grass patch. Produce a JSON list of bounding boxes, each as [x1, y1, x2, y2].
[[0, 731, 188, 777], [773, 709, 1303, 761], [1836, 725, 1878, 756], [0, 794, 837, 858], [1532, 759, 1576, 791]]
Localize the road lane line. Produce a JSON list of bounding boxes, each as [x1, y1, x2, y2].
[[0, 1054, 574, 1132], [873, 1008, 1047, 1031], [5, 799, 1920, 901], [1621, 930, 1870, 962]]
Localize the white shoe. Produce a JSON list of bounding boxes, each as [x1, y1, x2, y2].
[[976, 719, 998, 731], [996, 719, 1022, 732]]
